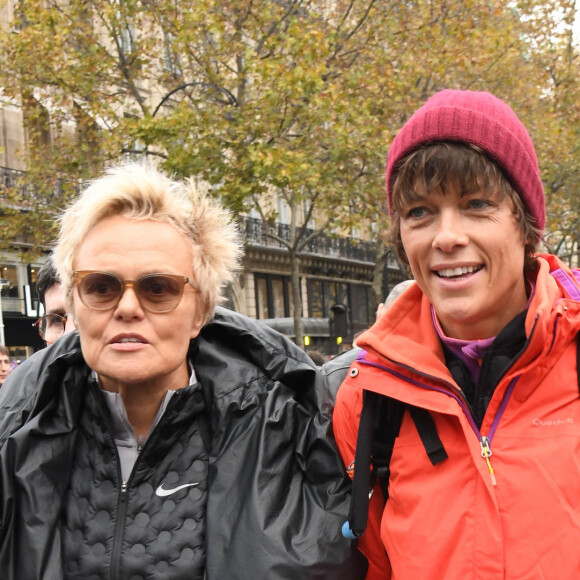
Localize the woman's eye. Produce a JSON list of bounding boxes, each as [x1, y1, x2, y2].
[[92, 282, 115, 295], [406, 206, 428, 219], [147, 282, 169, 296], [468, 199, 490, 210]]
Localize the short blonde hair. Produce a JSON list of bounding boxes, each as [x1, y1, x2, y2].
[[53, 162, 243, 325]]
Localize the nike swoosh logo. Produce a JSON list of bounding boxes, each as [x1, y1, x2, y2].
[[155, 482, 200, 497]]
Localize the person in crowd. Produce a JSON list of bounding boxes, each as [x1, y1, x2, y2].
[[34, 256, 76, 344], [334, 89, 580, 579], [306, 348, 326, 366], [322, 280, 413, 399], [0, 346, 11, 388], [0, 162, 366, 579]]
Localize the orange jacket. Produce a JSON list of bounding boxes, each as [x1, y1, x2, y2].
[[334, 255, 580, 579]]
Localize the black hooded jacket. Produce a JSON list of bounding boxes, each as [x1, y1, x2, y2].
[[0, 307, 366, 579]]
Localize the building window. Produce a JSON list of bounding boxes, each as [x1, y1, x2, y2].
[[255, 274, 292, 319], [0, 265, 20, 314], [22, 94, 51, 149], [307, 279, 348, 318], [349, 284, 372, 333], [308, 280, 324, 318], [307, 279, 372, 336], [0, 265, 18, 297], [27, 264, 40, 303]]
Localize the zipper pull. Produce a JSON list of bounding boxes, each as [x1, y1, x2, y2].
[[121, 481, 128, 494], [480, 436, 497, 486]]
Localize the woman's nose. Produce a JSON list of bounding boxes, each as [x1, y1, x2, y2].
[[432, 209, 469, 252], [114, 285, 145, 318]]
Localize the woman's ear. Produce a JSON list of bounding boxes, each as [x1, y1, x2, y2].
[[189, 295, 207, 340]]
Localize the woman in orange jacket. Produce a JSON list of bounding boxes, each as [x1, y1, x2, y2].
[[333, 89, 580, 579]]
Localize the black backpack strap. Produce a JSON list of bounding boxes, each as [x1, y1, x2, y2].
[[343, 392, 406, 539], [408, 406, 448, 466], [343, 392, 448, 540], [344, 389, 380, 539], [372, 396, 405, 498]]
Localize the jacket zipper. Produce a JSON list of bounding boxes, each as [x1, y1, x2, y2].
[[479, 436, 497, 486], [473, 314, 539, 484], [359, 314, 540, 487], [108, 394, 181, 578], [111, 481, 129, 580], [109, 432, 156, 578]]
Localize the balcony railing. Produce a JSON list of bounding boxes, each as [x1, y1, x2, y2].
[[1, 170, 377, 263], [1, 166, 28, 190], [0, 166, 79, 205], [243, 217, 377, 263]]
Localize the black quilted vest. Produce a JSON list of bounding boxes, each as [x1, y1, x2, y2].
[[61, 379, 209, 579]]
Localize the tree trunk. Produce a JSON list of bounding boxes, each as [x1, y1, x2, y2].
[[371, 242, 388, 314], [290, 251, 304, 349]]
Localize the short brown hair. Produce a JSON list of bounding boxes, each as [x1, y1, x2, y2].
[[388, 142, 540, 271]]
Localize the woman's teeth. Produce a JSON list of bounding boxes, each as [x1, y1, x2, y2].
[[437, 265, 482, 278]]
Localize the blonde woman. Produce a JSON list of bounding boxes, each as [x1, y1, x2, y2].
[[0, 163, 365, 579]]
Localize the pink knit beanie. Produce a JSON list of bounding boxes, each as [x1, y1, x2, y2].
[[385, 89, 545, 238]]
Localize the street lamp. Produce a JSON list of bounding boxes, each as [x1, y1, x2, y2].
[[0, 278, 9, 346]]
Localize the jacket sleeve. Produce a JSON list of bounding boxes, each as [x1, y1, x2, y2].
[[334, 378, 392, 580], [195, 308, 368, 579], [0, 332, 82, 447], [0, 333, 87, 579], [321, 347, 360, 401]]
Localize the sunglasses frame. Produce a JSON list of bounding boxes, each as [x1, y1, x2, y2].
[[72, 270, 198, 313], [33, 313, 69, 341]]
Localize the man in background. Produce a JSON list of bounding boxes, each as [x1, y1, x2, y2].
[[307, 349, 326, 366], [34, 257, 76, 345]]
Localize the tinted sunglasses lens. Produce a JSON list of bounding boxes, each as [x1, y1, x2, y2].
[[136, 275, 183, 312], [79, 273, 122, 309]]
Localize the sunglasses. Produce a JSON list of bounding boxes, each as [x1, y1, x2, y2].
[[72, 271, 198, 313]]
